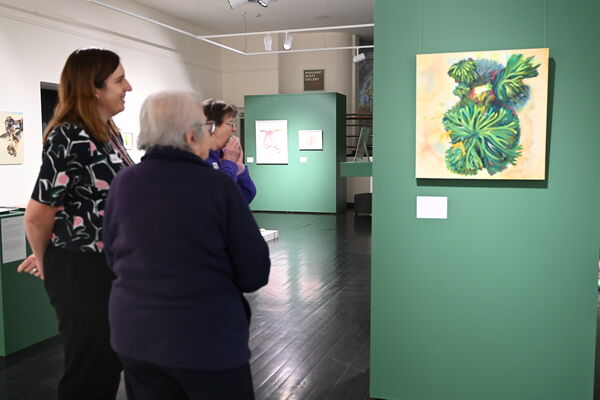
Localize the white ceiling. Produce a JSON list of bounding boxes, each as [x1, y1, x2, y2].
[[128, 0, 374, 39]]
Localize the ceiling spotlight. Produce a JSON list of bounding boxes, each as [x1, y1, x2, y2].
[[353, 52, 366, 63], [263, 34, 273, 51], [283, 32, 294, 50], [227, 0, 247, 9], [257, 0, 269, 7]]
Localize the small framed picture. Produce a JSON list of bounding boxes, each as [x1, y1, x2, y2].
[[256, 120, 288, 164], [121, 132, 134, 150], [298, 130, 323, 150]]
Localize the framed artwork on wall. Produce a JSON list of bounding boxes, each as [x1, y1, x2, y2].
[[256, 120, 288, 164], [0, 111, 24, 165], [415, 48, 549, 180], [298, 130, 323, 150], [121, 132, 134, 150]]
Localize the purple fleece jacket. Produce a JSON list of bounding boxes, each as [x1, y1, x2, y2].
[[205, 149, 256, 203]]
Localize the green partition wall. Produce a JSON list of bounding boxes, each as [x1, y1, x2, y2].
[[371, 1, 600, 399], [0, 211, 57, 356], [244, 93, 346, 213]]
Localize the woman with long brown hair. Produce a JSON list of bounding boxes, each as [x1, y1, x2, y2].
[[17, 48, 133, 399]]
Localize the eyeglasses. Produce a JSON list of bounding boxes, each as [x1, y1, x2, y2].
[[224, 120, 236, 128]]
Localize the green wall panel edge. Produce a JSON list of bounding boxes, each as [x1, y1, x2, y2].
[[0, 219, 5, 356], [371, 1, 600, 399], [0, 212, 57, 357]]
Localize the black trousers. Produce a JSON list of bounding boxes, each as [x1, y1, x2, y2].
[[44, 245, 122, 400], [120, 355, 255, 400]]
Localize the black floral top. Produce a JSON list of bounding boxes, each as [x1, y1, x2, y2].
[[31, 123, 133, 253]]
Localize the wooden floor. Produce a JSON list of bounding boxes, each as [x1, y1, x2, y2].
[[0, 211, 373, 400]]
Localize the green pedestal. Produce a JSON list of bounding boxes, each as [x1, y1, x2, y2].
[[0, 211, 57, 357], [340, 161, 373, 177]]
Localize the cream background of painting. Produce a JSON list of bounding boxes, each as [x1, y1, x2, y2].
[[415, 48, 549, 179], [0, 111, 23, 165]]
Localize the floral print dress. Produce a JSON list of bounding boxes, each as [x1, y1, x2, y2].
[[32, 122, 133, 252]]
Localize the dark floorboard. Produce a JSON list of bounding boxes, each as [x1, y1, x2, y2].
[[0, 211, 373, 400]]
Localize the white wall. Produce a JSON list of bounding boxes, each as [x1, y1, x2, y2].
[[222, 31, 354, 112], [0, 0, 223, 206], [221, 35, 279, 108], [278, 32, 353, 112]]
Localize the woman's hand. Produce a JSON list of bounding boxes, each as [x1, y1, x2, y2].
[[222, 136, 241, 163], [23, 198, 57, 281], [17, 254, 44, 280], [235, 145, 245, 175]]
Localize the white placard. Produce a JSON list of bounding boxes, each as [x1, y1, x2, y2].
[[416, 196, 448, 219], [1, 215, 26, 263], [299, 157, 308, 163], [246, 157, 254, 163]]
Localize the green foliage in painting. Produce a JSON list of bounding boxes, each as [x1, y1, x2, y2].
[[443, 53, 540, 176], [494, 54, 540, 105], [443, 103, 522, 176], [452, 83, 471, 99], [448, 58, 478, 84]]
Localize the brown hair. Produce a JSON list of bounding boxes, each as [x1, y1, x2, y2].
[[202, 98, 238, 126], [44, 48, 121, 143]]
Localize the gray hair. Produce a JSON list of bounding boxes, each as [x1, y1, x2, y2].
[[137, 91, 206, 151]]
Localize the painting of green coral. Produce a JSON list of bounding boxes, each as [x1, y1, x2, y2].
[[444, 54, 540, 176], [416, 48, 549, 180]]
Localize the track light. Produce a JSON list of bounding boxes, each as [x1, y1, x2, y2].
[[353, 52, 366, 63], [283, 32, 294, 50], [227, 0, 247, 9], [257, 0, 269, 6], [263, 34, 273, 51], [353, 48, 366, 63]]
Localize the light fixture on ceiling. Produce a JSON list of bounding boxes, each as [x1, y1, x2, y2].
[[227, 0, 247, 9], [257, 0, 270, 7], [86, 0, 374, 55], [283, 32, 294, 50], [353, 49, 366, 63], [263, 34, 273, 51]]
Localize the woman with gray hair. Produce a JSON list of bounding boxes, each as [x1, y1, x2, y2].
[[102, 91, 271, 400]]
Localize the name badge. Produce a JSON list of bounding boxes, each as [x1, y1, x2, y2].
[[110, 153, 123, 164], [212, 162, 219, 170]]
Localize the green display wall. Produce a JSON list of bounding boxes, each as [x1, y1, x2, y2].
[[0, 212, 57, 356], [371, 1, 600, 399], [244, 93, 346, 213]]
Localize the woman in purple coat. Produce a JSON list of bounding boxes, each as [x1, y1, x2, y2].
[[202, 99, 256, 203]]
